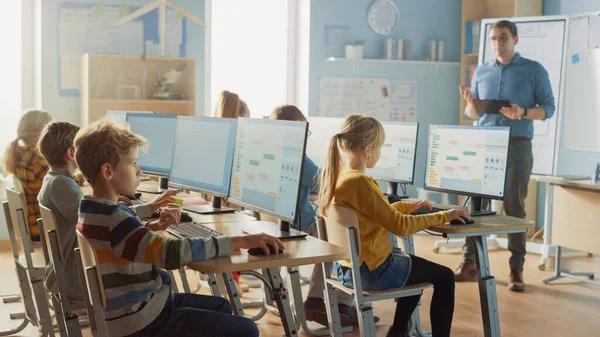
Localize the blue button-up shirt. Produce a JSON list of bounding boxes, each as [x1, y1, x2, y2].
[[295, 155, 319, 231], [467, 53, 556, 138]]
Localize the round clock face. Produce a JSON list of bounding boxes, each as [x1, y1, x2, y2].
[[367, 0, 399, 35]]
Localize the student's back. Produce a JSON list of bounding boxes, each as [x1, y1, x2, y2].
[[38, 168, 84, 300], [4, 109, 54, 239]]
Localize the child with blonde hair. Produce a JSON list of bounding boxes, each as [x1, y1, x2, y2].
[[74, 118, 282, 337], [320, 115, 470, 337], [214, 90, 249, 118], [4, 109, 54, 240]]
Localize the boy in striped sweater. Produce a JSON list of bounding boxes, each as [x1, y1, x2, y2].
[[74, 118, 283, 337]]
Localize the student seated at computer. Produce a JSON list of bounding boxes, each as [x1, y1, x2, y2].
[[4, 109, 55, 241], [73, 118, 283, 337], [214, 90, 249, 118], [37, 121, 178, 300], [319, 115, 470, 337]]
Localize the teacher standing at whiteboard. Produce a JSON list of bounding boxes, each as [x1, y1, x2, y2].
[[457, 20, 555, 292]]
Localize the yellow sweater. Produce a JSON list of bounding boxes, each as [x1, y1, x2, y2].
[[333, 170, 450, 271]]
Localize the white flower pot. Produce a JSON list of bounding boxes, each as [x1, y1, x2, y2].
[[345, 45, 364, 59]]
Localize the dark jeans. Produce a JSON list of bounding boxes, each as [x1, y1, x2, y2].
[[129, 272, 259, 337], [463, 141, 533, 270], [336, 254, 455, 337]]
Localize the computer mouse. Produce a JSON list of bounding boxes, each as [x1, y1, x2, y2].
[[180, 212, 193, 222], [450, 217, 475, 225], [248, 245, 284, 256]]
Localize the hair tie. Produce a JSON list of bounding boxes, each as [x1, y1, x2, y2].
[[336, 133, 342, 140]]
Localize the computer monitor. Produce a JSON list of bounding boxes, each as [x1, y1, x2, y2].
[[424, 125, 511, 216], [126, 113, 178, 194], [229, 118, 308, 227], [305, 117, 344, 168], [366, 122, 419, 196], [168, 116, 237, 214], [107, 111, 154, 123]]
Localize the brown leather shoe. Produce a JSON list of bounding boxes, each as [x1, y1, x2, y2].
[[454, 262, 478, 282], [508, 269, 525, 292]]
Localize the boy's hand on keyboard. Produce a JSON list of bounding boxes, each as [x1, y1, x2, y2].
[[411, 200, 433, 213], [118, 195, 133, 206], [149, 190, 179, 213], [231, 234, 285, 256], [149, 207, 181, 231]]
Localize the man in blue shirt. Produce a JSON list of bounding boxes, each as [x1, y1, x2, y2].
[[456, 20, 555, 292]]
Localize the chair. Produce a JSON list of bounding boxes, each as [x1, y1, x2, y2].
[[320, 205, 433, 337], [4, 190, 55, 337], [75, 230, 108, 337], [12, 176, 42, 249], [40, 205, 88, 337]]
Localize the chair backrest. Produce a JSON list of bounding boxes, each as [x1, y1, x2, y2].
[[76, 230, 106, 308], [39, 205, 64, 263], [6, 188, 33, 258], [12, 176, 24, 193], [320, 204, 361, 259]]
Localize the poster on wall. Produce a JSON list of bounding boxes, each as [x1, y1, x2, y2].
[[58, 4, 185, 95], [319, 77, 418, 122]]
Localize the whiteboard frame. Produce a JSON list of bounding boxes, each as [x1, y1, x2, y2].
[[478, 15, 570, 176], [563, 11, 600, 152]]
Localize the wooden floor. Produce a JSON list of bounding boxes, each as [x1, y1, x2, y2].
[[1, 235, 599, 337]]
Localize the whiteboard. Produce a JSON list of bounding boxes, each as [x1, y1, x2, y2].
[[564, 13, 600, 152], [319, 77, 418, 122], [480, 17, 568, 175]]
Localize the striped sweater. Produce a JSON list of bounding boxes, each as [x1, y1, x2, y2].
[[77, 196, 232, 337]]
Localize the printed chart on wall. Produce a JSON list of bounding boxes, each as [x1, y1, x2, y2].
[[58, 3, 186, 95], [564, 13, 600, 152], [319, 77, 417, 122]]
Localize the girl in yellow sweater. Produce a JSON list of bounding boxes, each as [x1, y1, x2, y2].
[[319, 115, 471, 337]]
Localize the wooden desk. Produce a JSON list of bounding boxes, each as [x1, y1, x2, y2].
[[184, 220, 345, 337], [536, 177, 598, 285], [426, 215, 532, 337]]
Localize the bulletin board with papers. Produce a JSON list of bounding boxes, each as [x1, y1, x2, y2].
[[58, 3, 187, 96]]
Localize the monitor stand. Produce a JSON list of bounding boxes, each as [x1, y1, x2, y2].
[[279, 220, 291, 233], [184, 197, 236, 215], [138, 177, 170, 194], [469, 196, 496, 216], [387, 182, 409, 199]]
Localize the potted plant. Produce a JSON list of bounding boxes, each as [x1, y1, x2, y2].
[[345, 40, 365, 59]]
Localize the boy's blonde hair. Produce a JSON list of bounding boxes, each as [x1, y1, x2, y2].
[[318, 115, 385, 215], [3, 109, 54, 174], [74, 118, 147, 184], [214, 90, 249, 118], [38, 121, 80, 167]]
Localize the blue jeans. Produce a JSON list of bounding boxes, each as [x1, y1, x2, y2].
[[334, 248, 411, 291], [128, 272, 259, 337]]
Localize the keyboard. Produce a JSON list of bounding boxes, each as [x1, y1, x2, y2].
[[130, 199, 145, 206], [411, 206, 447, 215], [167, 222, 224, 238]]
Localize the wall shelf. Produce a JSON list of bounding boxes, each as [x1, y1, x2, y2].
[[326, 57, 460, 66]]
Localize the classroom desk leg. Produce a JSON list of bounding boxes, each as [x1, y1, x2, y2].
[[287, 267, 353, 336], [469, 235, 501, 337], [178, 268, 191, 293], [207, 274, 221, 297], [543, 246, 597, 285], [539, 181, 553, 271], [402, 236, 432, 337], [221, 272, 245, 317], [265, 268, 298, 337]]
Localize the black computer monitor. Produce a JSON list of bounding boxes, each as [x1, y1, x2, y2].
[[228, 118, 308, 231], [424, 125, 511, 216], [366, 122, 419, 198], [305, 117, 344, 168], [168, 116, 237, 214], [126, 113, 178, 194]]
